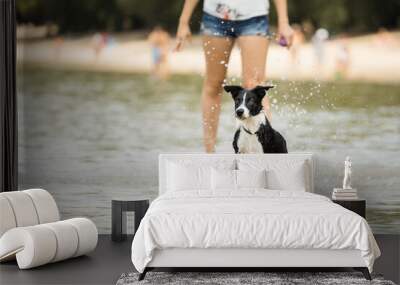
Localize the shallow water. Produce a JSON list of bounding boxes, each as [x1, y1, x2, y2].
[[18, 68, 400, 233]]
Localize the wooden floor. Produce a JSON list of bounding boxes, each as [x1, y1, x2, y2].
[[0, 235, 399, 285]]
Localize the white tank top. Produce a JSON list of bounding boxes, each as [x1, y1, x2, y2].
[[203, 0, 270, 20]]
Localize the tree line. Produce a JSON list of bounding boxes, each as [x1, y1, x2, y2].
[[17, 0, 400, 35]]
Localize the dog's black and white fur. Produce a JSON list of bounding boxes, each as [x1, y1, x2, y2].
[[224, 85, 288, 154]]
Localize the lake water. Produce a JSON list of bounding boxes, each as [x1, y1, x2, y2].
[[17, 68, 400, 234]]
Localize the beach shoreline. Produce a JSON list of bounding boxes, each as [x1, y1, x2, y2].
[[17, 31, 400, 84]]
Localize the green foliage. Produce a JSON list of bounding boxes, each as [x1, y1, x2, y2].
[[16, 0, 400, 34], [287, 0, 400, 34], [16, 0, 45, 23]]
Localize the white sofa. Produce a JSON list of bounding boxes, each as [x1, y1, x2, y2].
[[0, 189, 98, 269]]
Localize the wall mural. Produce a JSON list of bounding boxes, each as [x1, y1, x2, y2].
[[16, 1, 400, 234]]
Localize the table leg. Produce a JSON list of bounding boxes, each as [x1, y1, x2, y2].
[[112, 201, 126, 241]]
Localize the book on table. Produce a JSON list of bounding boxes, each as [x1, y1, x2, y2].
[[332, 188, 358, 200], [332, 194, 359, 200], [333, 188, 357, 193]]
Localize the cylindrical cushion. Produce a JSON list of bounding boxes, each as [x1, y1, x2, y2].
[[23, 189, 60, 223], [43, 221, 79, 262], [0, 226, 57, 269], [64, 218, 98, 257], [1, 192, 39, 227], [0, 196, 17, 237]]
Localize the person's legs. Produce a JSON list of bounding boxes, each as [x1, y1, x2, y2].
[[237, 36, 271, 120], [202, 36, 234, 153], [158, 50, 169, 80]]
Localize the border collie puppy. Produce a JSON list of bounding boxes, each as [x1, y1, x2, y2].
[[224, 85, 288, 154]]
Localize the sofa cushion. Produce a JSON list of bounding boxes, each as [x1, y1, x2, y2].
[[43, 221, 79, 262], [1, 192, 39, 227], [0, 196, 17, 237], [24, 189, 60, 224]]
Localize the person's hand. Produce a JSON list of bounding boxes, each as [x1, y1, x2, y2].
[[277, 22, 294, 48], [174, 22, 191, 51]]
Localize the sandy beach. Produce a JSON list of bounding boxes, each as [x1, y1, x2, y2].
[[17, 31, 400, 83]]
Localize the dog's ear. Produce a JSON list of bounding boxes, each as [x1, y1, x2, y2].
[[252, 85, 274, 98], [224, 85, 243, 98]]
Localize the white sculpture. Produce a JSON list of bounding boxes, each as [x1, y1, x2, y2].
[[342, 156, 352, 189]]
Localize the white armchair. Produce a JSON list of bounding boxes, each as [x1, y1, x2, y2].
[[0, 189, 98, 269]]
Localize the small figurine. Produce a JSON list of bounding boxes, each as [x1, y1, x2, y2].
[[343, 156, 352, 189]]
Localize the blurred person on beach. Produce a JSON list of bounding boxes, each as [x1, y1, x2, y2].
[[53, 36, 64, 60], [148, 26, 171, 80], [301, 20, 314, 41], [374, 28, 398, 48], [312, 28, 329, 66], [290, 24, 305, 65], [335, 36, 350, 79], [175, 0, 294, 153], [91, 32, 107, 60]]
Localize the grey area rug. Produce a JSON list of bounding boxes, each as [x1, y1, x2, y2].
[[116, 272, 396, 285]]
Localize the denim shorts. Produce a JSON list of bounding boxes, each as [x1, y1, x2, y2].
[[200, 12, 270, 38]]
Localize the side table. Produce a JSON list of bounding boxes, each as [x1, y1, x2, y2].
[[332, 199, 366, 218], [112, 198, 149, 242]]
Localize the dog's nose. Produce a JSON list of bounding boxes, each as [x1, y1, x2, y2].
[[236, 109, 244, 117]]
